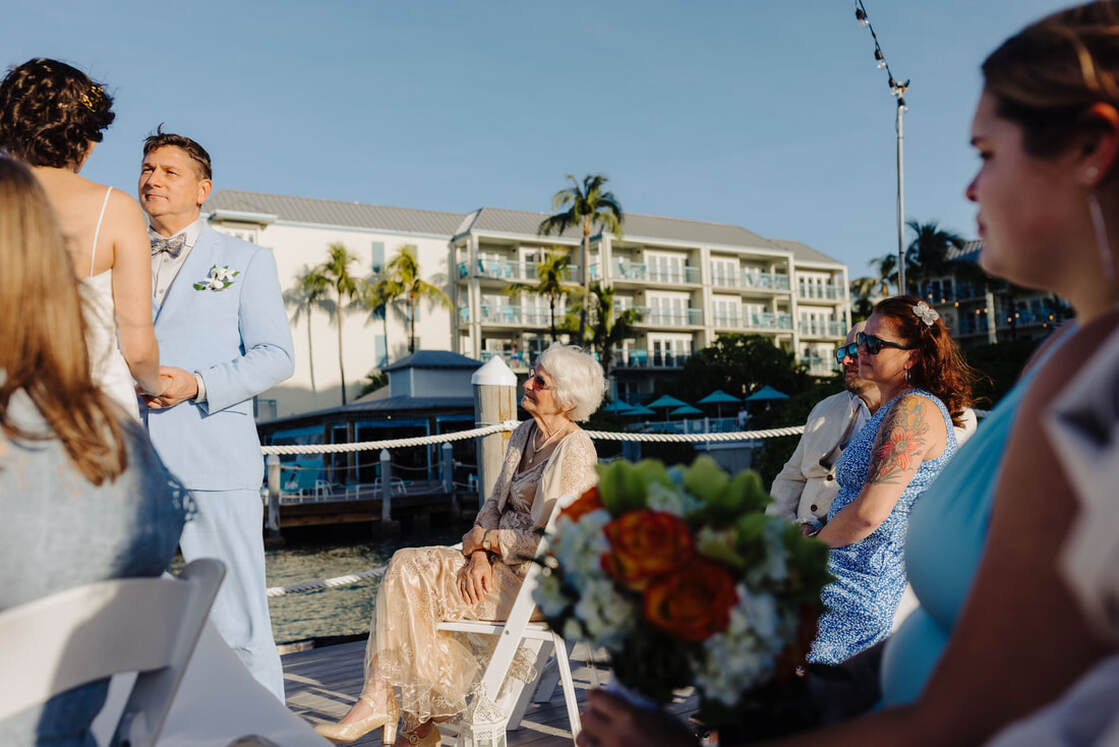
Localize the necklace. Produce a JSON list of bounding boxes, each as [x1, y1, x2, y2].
[[529, 423, 567, 462]]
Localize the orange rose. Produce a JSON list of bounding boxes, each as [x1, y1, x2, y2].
[[560, 486, 604, 523], [643, 558, 738, 642], [600, 510, 693, 590]]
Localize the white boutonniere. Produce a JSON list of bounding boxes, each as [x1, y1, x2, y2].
[[193, 264, 240, 291]]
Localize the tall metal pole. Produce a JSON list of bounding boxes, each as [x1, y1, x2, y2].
[[896, 98, 907, 295]]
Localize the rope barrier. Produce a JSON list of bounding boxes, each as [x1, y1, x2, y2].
[[261, 422, 516, 455], [266, 566, 387, 598], [262, 411, 991, 455]]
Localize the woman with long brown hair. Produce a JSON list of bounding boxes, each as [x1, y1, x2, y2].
[[0, 155, 186, 745], [0, 58, 164, 418]]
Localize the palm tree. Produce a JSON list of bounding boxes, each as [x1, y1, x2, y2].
[[377, 244, 451, 354], [850, 276, 879, 322], [905, 219, 965, 294], [505, 249, 576, 341], [304, 242, 363, 406], [586, 282, 641, 378], [870, 253, 899, 296], [538, 174, 624, 341], [283, 266, 330, 393]]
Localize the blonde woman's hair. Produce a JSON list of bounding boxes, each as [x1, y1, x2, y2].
[[0, 156, 126, 484], [983, 1, 1119, 158], [537, 343, 606, 422]]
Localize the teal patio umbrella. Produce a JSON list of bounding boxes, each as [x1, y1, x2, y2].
[[602, 399, 635, 414], [697, 389, 741, 419], [626, 403, 655, 417], [745, 385, 789, 402], [671, 404, 703, 417], [645, 394, 689, 410]]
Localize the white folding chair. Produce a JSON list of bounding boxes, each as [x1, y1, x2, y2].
[[437, 494, 581, 746], [0, 558, 224, 747]]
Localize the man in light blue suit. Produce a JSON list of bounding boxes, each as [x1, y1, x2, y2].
[[138, 129, 293, 701]]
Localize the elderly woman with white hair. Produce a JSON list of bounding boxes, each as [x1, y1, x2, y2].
[[316, 343, 604, 746]]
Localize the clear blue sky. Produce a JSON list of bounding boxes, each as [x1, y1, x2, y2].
[[8, 0, 1069, 277]]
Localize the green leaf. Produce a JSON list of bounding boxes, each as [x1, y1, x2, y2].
[[683, 456, 729, 503], [596, 461, 647, 516]]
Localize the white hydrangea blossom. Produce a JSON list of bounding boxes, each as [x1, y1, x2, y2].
[[552, 509, 611, 588], [694, 584, 787, 706], [573, 577, 637, 651], [532, 571, 569, 619], [747, 519, 789, 587]]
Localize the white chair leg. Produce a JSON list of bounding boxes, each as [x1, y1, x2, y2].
[[508, 640, 550, 730], [552, 633, 581, 741], [531, 639, 560, 704]]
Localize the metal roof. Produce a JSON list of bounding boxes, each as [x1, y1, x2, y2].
[[204, 190, 843, 266], [205, 190, 465, 236], [257, 395, 475, 427], [381, 350, 483, 372], [947, 240, 983, 262]]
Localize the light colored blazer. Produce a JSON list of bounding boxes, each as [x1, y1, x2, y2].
[[767, 391, 865, 522], [144, 223, 294, 491]]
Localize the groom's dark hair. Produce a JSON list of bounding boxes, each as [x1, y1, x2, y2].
[[143, 124, 212, 181]]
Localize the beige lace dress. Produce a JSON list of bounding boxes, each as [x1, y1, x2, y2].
[[360, 420, 598, 725]]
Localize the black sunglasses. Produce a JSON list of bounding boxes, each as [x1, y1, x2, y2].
[[834, 343, 858, 365], [857, 331, 916, 356]]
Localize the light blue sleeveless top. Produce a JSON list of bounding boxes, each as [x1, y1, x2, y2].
[[880, 368, 1041, 704]]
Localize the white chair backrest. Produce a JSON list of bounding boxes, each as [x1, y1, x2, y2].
[[476, 493, 575, 699], [0, 558, 224, 747]]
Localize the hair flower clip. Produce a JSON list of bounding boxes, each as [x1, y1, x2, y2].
[[912, 300, 940, 327]]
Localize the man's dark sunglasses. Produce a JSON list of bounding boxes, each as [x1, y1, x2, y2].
[[834, 343, 859, 364], [857, 331, 917, 356]]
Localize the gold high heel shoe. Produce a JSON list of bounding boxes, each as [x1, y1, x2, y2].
[[313, 695, 400, 744]]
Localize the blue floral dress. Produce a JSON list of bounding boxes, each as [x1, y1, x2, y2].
[[808, 389, 957, 665]]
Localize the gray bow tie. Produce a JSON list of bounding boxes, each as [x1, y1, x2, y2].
[[150, 234, 186, 257]]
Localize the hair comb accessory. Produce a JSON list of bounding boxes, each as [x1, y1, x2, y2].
[[80, 85, 103, 112], [912, 300, 939, 326]]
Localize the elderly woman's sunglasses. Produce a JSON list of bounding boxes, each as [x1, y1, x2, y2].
[[834, 343, 858, 365], [857, 331, 916, 356]]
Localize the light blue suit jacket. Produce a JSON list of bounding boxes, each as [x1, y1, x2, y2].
[[144, 223, 294, 491]]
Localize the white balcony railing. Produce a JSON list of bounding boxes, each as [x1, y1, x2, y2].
[[711, 311, 794, 331], [631, 306, 704, 326], [709, 270, 791, 292], [457, 259, 580, 283], [459, 304, 558, 326], [613, 261, 701, 284], [797, 284, 845, 301], [610, 349, 691, 369], [797, 319, 847, 337]]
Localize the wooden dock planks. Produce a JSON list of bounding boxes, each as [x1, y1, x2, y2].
[[282, 640, 699, 746]]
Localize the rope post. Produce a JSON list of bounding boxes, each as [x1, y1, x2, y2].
[[442, 442, 458, 516], [472, 357, 517, 506], [379, 449, 396, 529], [265, 454, 282, 541]]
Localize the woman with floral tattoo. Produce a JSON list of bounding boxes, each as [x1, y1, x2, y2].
[[806, 295, 975, 665], [314, 343, 603, 746]]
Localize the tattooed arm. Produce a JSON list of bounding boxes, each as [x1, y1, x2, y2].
[[816, 394, 942, 548]]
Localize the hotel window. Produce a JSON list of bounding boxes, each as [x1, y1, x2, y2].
[[371, 241, 385, 274], [646, 252, 687, 283], [710, 258, 737, 287]]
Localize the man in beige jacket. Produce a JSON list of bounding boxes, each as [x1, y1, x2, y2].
[[767, 323, 879, 528]]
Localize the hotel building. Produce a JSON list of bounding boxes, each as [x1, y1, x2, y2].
[[205, 190, 850, 417]]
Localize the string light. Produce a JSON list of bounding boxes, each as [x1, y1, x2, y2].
[[854, 1, 908, 101]]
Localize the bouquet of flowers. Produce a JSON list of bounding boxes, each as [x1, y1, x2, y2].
[[532, 456, 831, 733]]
